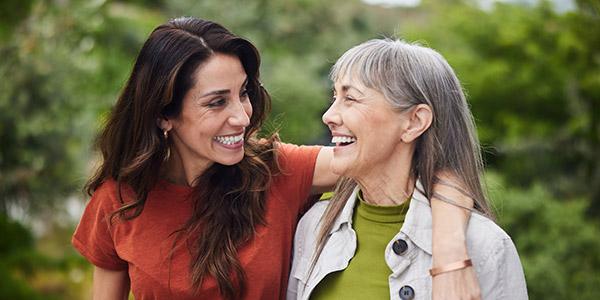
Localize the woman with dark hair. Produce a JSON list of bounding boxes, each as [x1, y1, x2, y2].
[[73, 18, 481, 299], [288, 39, 527, 300]]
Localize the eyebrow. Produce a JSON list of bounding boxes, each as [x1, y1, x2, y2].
[[334, 84, 364, 95], [200, 89, 229, 98], [199, 77, 249, 98]]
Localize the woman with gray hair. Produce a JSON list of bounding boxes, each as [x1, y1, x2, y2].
[[287, 39, 528, 300]]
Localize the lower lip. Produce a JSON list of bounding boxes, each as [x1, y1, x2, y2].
[[332, 142, 355, 153], [215, 138, 244, 149]]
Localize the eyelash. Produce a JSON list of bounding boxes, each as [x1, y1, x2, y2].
[[207, 98, 226, 107], [241, 89, 250, 99], [206, 89, 250, 108], [329, 95, 356, 104]]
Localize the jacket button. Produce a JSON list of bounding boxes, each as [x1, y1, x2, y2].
[[392, 239, 408, 255], [399, 285, 415, 300]]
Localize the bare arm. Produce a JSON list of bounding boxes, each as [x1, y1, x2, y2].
[[431, 174, 481, 300], [93, 267, 130, 300], [310, 147, 338, 195]]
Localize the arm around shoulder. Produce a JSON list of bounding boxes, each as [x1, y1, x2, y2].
[[310, 147, 338, 195], [430, 173, 481, 300]]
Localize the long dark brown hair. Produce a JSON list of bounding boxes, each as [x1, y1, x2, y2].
[[85, 17, 278, 299]]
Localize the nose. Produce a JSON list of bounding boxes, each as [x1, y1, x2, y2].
[[229, 98, 251, 127], [322, 100, 341, 128]]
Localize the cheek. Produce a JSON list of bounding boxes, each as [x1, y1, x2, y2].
[[245, 102, 253, 118]]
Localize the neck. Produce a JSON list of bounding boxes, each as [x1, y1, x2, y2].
[[356, 174, 414, 206], [354, 147, 415, 206], [160, 150, 211, 187]]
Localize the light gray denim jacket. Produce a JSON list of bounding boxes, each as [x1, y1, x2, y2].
[[287, 183, 528, 300]]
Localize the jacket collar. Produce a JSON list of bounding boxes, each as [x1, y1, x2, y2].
[[329, 181, 434, 255], [401, 181, 433, 255], [330, 187, 360, 233]]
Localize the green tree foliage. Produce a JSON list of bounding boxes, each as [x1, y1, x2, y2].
[[0, 0, 163, 214], [400, 0, 600, 213], [1, 0, 599, 298], [0, 215, 54, 300], [489, 173, 600, 299], [0, 214, 93, 300], [0, 0, 35, 40]]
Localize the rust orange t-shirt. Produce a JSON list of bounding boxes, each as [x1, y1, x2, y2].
[[72, 143, 322, 299]]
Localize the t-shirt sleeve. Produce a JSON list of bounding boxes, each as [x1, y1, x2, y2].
[[275, 143, 323, 214], [72, 182, 128, 271]]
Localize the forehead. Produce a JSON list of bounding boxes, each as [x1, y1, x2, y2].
[[333, 72, 367, 93], [193, 54, 247, 88]]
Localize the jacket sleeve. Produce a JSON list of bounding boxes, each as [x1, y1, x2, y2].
[[478, 236, 529, 299]]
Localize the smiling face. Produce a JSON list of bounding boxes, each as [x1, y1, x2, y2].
[[165, 54, 252, 174], [322, 74, 409, 180]]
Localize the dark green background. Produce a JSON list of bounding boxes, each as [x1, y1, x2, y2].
[[1, 0, 598, 298]]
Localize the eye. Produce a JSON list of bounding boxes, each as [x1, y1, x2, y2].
[[240, 89, 250, 101], [329, 95, 337, 104], [207, 98, 226, 108], [344, 96, 357, 102]]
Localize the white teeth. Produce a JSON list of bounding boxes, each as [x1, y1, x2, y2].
[[331, 136, 357, 144], [213, 133, 244, 145]]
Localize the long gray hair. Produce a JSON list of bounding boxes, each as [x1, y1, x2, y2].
[[311, 38, 494, 273]]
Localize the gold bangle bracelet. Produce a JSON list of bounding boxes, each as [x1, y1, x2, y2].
[[429, 258, 473, 276]]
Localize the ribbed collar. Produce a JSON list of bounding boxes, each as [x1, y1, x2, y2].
[[356, 190, 409, 223], [330, 181, 434, 255]]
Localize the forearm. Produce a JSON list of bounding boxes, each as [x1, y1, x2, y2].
[[430, 175, 473, 266], [430, 175, 481, 299]]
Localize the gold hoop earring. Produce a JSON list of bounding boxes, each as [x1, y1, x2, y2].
[[163, 129, 170, 160]]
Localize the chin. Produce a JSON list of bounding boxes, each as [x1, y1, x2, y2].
[[329, 162, 350, 177], [226, 158, 245, 166], [219, 154, 245, 166]]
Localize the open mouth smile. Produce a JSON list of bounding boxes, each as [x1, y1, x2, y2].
[[331, 135, 357, 147], [213, 133, 244, 146]]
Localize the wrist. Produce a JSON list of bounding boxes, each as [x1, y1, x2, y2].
[[430, 258, 473, 276], [432, 231, 468, 266]]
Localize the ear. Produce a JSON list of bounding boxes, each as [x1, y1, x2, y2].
[[402, 104, 433, 143], [157, 116, 172, 132]]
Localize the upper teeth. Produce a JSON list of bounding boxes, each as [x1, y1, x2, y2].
[[331, 136, 356, 144], [214, 133, 244, 145]]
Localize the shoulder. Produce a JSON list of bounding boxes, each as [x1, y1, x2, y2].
[[293, 200, 329, 264], [295, 200, 329, 242], [467, 214, 528, 298], [272, 142, 322, 187], [466, 213, 513, 249], [466, 213, 522, 272], [277, 142, 323, 163], [88, 178, 130, 210], [93, 178, 118, 194], [299, 200, 329, 227]]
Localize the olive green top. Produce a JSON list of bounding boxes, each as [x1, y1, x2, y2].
[[310, 191, 410, 299]]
